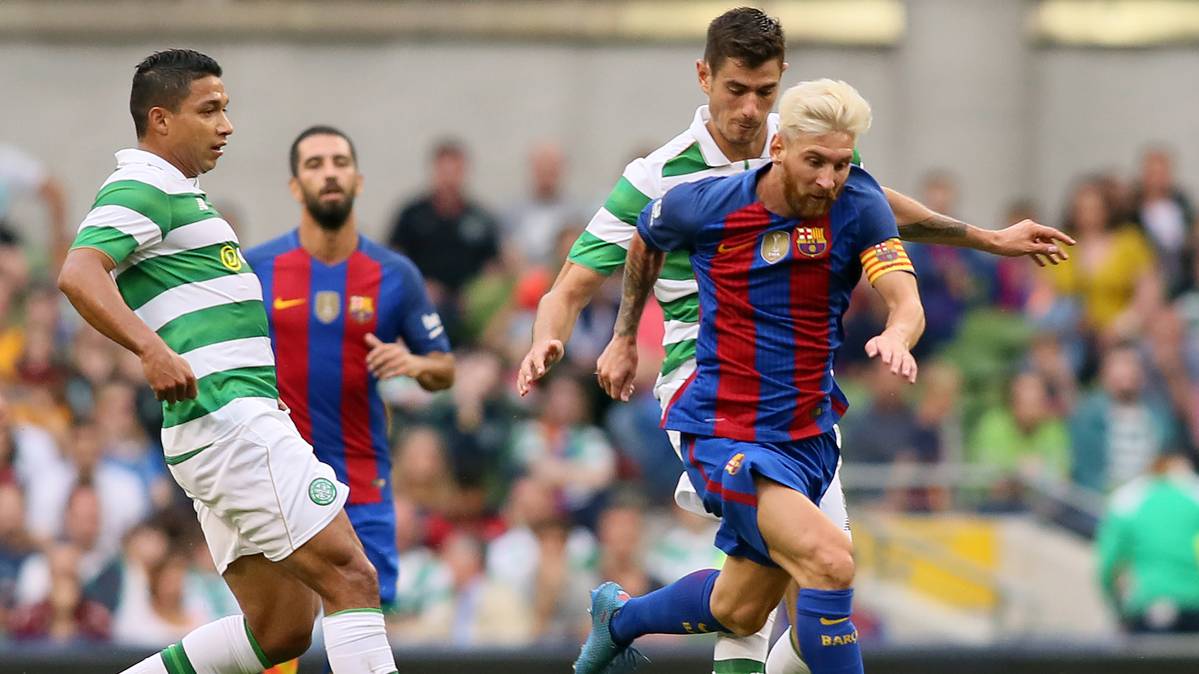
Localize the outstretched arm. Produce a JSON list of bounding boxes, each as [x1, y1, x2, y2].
[[883, 187, 1075, 266], [865, 270, 925, 384], [516, 261, 608, 396], [596, 234, 664, 401]]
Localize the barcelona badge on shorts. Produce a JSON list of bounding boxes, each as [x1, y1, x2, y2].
[[795, 226, 828, 258], [349, 295, 375, 323]]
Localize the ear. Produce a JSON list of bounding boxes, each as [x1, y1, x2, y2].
[[770, 133, 785, 164], [354, 172, 364, 195], [146, 106, 170, 137], [696, 59, 711, 95], [287, 176, 303, 204], [781, 61, 789, 75]]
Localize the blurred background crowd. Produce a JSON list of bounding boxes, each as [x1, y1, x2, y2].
[[0, 129, 1196, 650]]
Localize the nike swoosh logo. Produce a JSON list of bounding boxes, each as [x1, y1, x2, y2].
[[819, 617, 850, 626], [716, 240, 753, 254], [273, 297, 307, 311]]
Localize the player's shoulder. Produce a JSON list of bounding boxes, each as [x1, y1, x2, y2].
[[357, 235, 423, 279], [621, 128, 698, 191], [243, 230, 299, 267], [838, 165, 889, 214], [657, 170, 752, 229]]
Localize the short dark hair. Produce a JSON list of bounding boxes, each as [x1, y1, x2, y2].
[[431, 138, 466, 162], [289, 125, 358, 177], [704, 7, 785, 74], [130, 49, 222, 138]]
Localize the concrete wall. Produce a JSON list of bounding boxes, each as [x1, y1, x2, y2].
[[2, 0, 1197, 254]]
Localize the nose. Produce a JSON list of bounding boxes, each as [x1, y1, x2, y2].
[[218, 112, 234, 137], [815, 169, 835, 192]]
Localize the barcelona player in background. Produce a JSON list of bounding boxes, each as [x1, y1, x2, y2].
[[245, 126, 454, 670]]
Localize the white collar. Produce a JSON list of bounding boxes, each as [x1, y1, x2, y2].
[[689, 105, 778, 167], [114, 148, 198, 186]]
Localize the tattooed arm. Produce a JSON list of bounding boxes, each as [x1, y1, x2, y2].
[[596, 233, 665, 401], [883, 187, 1075, 266]]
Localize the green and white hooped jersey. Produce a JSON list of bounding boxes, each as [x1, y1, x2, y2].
[[567, 106, 778, 397], [72, 149, 277, 455]]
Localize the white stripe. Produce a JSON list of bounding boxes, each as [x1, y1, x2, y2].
[[653, 278, 698, 303], [619, 157, 659, 197], [135, 274, 264, 331], [663, 320, 699, 345], [653, 358, 697, 407], [77, 204, 162, 246], [101, 165, 202, 196], [660, 158, 768, 191], [121, 217, 236, 269], [583, 209, 634, 247], [181, 336, 275, 380]]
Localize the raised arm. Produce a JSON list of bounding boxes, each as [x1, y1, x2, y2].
[[864, 269, 925, 384], [595, 233, 664, 401], [516, 261, 608, 396], [58, 247, 197, 402], [883, 186, 1075, 266]]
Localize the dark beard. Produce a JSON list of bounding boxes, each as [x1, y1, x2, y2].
[[781, 162, 840, 219], [305, 191, 354, 231]]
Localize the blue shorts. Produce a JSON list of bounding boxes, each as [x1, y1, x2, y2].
[[681, 431, 840, 568], [345, 501, 398, 607]]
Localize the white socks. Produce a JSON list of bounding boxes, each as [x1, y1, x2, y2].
[[765, 629, 812, 674], [712, 607, 775, 673], [121, 615, 269, 674], [322, 609, 398, 674]]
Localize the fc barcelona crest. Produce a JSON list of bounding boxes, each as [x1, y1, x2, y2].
[[795, 226, 828, 258], [314, 291, 341, 324], [760, 231, 790, 264], [349, 295, 375, 324]]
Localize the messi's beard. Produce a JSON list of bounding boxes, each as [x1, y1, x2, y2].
[[304, 189, 356, 231], [781, 162, 841, 219]]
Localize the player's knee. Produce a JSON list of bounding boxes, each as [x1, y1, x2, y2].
[[710, 592, 771, 637], [810, 544, 855, 589], [255, 619, 313, 663], [338, 551, 380, 602]]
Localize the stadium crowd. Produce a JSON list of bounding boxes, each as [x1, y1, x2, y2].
[[0, 137, 1196, 648]]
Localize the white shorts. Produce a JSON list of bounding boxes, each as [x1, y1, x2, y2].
[[166, 403, 348, 574], [656, 369, 850, 536]]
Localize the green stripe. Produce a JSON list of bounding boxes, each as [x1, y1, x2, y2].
[[163, 443, 211, 465], [852, 146, 862, 166], [156, 301, 269, 354], [661, 339, 696, 376], [660, 295, 699, 323], [93, 180, 222, 235], [714, 658, 766, 674], [662, 142, 709, 178], [71, 227, 139, 265], [567, 231, 626, 275], [602, 176, 652, 227], [118, 243, 247, 310], [94, 180, 171, 236], [244, 617, 273, 669], [160, 642, 197, 674], [660, 248, 695, 281], [162, 366, 278, 428], [327, 607, 384, 617]]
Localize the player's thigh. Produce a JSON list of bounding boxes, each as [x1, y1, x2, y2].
[[756, 476, 854, 589], [224, 553, 320, 655], [274, 509, 379, 608], [709, 554, 791, 635]]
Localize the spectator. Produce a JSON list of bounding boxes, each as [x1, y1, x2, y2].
[[1047, 179, 1161, 345], [387, 496, 452, 639], [1071, 345, 1181, 493], [392, 426, 456, 518], [0, 277, 24, 380], [841, 361, 920, 508], [415, 532, 531, 646], [509, 371, 616, 527], [17, 482, 121, 609], [0, 143, 69, 275], [8, 541, 110, 642], [1132, 146, 1196, 298], [112, 550, 203, 647], [0, 483, 35, 625], [595, 494, 653, 598], [644, 506, 722, 588], [502, 141, 581, 268], [1097, 451, 1199, 633], [970, 372, 1071, 484], [388, 140, 500, 342]]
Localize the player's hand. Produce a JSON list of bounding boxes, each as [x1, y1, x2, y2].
[[865, 331, 918, 384], [990, 219, 1076, 267], [140, 340, 198, 404], [517, 339, 565, 397], [277, 399, 290, 413], [596, 336, 638, 402], [364, 333, 422, 380]]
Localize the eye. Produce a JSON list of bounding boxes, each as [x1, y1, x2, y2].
[[807, 157, 822, 168]]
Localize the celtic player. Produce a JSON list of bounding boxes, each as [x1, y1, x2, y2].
[[517, 8, 1072, 674], [57, 49, 398, 674]]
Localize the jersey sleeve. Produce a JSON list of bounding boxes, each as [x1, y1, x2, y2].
[[393, 259, 451, 355], [851, 174, 913, 285], [635, 186, 703, 253], [567, 157, 657, 275], [71, 180, 170, 266]]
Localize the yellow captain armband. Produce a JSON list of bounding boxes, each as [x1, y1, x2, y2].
[[859, 238, 914, 285]]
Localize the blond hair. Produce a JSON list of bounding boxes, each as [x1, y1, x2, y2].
[[778, 79, 872, 139]]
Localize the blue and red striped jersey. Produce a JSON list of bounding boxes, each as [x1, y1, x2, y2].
[[639, 164, 913, 443], [245, 231, 450, 504]]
